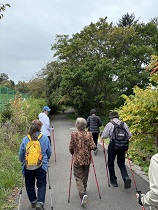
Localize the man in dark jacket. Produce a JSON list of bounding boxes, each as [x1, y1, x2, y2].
[[86, 109, 102, 155]]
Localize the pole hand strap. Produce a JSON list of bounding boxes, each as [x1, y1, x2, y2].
[[137, 191, 143, 206]]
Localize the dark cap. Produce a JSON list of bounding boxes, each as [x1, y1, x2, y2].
[[109, 111, 119, 119]]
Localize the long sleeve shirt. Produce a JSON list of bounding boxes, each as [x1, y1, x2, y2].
[[39, 112, 52, 136], [69, 130, 96, 165], [101, 118, 132, 140]]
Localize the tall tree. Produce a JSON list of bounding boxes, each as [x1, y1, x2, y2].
[[0, 73, 9, 83], [117, 13, 138, 27], [50, 15, 157, 116]]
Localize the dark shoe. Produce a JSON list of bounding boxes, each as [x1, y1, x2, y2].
[[81, 193, 88, 206], [110, 180, 118, 187], [35, 203, 44, 210], [31, 199, 37, 208], [124, 177, 131, 189]]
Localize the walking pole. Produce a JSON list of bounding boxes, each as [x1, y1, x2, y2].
[[68, 155, 73, 203], [17, 175, 24, 210], [127, 155, 145, 210], [102, 141, 110, 187], [48, 166, 53, 210], [52, 128, 56, 162], [91, 154, 101, 199]]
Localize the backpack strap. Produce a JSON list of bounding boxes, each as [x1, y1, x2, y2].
[[111, 121, 124, 126], [120, 121, 124, 126], [111, 121, 117, 126], [27, 134, 32, 141], [27, 134, 43, 141], [37, 133, 43, 140]]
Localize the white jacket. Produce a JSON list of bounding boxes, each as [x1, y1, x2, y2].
[[143, 153, 158, 210], [39, 112, 52, 136]]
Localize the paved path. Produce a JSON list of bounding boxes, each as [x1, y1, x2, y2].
[[16, 113, 149, 210]]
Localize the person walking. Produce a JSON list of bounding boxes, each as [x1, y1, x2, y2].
[[86, 109, 102, 155], [69, 117, 96, 206], [101, 111, 132, 188], [136, 129, 158, 210], [19, 119, 52, 210], [38, 106, 52, 145]]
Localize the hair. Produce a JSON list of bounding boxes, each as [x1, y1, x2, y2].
[[75, 117, 87, 131], [90, 109, 96, 115], [28, 119, 42, 139]]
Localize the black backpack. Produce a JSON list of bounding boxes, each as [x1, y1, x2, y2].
[[111, 121, 129, 150]]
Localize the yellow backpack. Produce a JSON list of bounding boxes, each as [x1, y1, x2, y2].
[[25, 134, 43, 170]]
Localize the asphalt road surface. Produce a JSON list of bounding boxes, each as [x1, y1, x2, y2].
[[16, 112, 149, 210]]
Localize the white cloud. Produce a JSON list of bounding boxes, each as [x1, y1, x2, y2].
[[0, 0, 157, 84]]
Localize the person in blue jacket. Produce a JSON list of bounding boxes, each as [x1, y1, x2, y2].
[[19, 119, 52, 210]]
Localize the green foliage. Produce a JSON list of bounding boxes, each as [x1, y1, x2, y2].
[[117, 86, 158, 172], [0, 102, 12, 122], [50, 16, 157, 116], [117, 13, 139, 27], [8, 96, 45, 133], [45, 61, 63, 113], [0, 127, 22, 209], [15, 81, 29, 94], [0, 4, 11, 19], [27, 77, 47, 98], [146, 55, 158, 83], [0, 96, 46, 209], [0, 73, 9, 82]]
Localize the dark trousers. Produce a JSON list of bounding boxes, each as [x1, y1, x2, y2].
[[47, 136, 51, 145], [92, 132, 99, 148], [108, 142, 129, 181], [25, 166, 47, 204], [73, 164, 90, 196]]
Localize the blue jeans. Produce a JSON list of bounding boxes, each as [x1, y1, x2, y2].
[[25, 166, 47, 203]]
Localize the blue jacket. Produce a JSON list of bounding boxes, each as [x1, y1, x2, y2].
[[19, 132, 52, 175]]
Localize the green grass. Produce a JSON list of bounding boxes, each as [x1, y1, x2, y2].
[[0, 134, 22, 210]]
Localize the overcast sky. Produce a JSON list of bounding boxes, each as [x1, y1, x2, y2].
[[0, 0, 157, 84]]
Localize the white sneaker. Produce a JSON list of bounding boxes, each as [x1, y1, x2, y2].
[[81, 194, 88, 206]]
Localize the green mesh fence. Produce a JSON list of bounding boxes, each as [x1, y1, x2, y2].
[[0, 86, 29, 111]]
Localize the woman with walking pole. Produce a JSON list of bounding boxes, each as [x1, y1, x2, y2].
[[69, 117, 96, 206], [19, 119, 52, 210]]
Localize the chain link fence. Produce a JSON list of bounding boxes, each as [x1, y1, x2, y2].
[[0, 86, 29, 111]]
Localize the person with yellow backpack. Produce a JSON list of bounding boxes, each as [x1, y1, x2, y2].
[[19, 119, 52, 210]]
